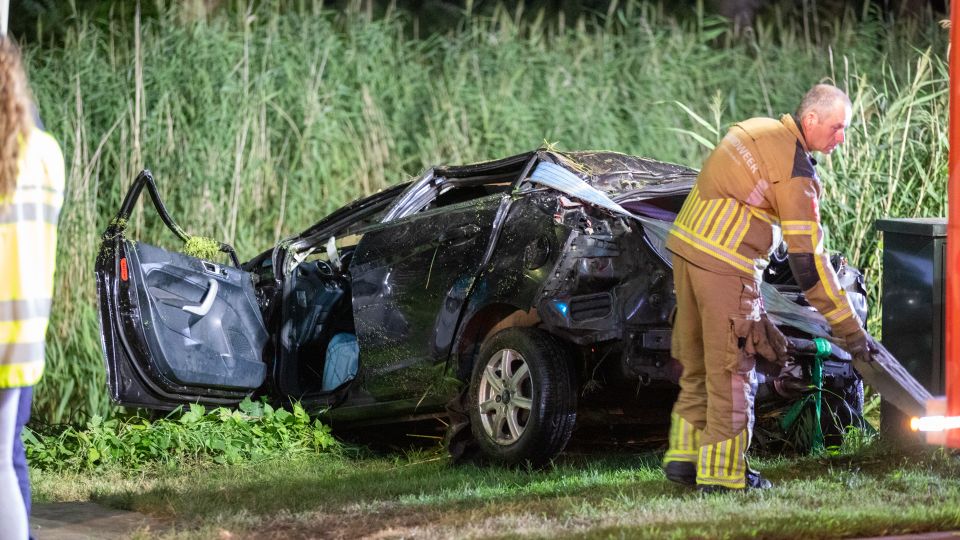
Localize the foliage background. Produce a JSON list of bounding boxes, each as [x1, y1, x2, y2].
[[18, 0, 949, 424]]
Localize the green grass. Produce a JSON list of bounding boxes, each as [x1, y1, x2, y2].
[[21, 1, 949, 424], [24, 398, 338, 472], [32, 441, 960, 539]]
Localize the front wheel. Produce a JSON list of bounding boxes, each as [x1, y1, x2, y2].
[[468, 327, 576, 467]]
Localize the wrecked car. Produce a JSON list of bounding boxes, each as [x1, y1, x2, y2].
[[95, 148, 869, 466]]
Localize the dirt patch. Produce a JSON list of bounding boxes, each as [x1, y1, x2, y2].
[[32, 502, 166, 539], [216, 505, 456, 540]]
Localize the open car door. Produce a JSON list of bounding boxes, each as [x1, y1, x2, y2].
[[95, 170, 269, 409]]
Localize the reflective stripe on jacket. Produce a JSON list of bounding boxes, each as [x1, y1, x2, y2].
[[0, 128, 65, 387], [665, 114, 862, 338]]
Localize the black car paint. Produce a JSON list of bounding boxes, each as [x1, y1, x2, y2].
[[349, 193, 503, 402]]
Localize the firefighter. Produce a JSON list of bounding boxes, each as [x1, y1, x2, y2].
[[0, 37, 65, 537], [661, 84, 878, 492]]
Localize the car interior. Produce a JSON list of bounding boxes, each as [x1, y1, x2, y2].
[[277, 174, 520, 399]]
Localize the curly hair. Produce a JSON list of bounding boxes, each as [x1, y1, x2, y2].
[[0, 37, 35, 200]]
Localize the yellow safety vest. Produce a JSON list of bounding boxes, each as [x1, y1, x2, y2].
[[0, 128, 65, 387]]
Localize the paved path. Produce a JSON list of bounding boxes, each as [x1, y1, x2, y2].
[[28, 501, 960, 539], [31, 502, 165, 540]]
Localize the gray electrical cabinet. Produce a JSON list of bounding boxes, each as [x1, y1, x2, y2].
[[875, 217, 947, 395]]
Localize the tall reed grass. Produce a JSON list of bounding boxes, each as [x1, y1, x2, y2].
[[23, 1, 948, 424]]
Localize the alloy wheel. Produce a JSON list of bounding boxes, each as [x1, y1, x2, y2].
[[476, 348, 533, 445]]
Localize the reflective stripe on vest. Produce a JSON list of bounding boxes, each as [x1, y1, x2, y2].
[[671, 188, 760, 274]]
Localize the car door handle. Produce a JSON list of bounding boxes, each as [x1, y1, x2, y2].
[[439, 224, 481, 244], [183, 279, 219, 316]]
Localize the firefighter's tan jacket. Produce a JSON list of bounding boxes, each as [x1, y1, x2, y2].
[[666, 114, 862, 339]]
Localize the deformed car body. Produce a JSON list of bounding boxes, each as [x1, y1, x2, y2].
[[95, 148, 868, 465]]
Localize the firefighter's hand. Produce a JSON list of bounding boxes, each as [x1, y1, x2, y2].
[[747, 315, 790, 365], [761, 314, 790, 365], [843, 328, 880, 364]]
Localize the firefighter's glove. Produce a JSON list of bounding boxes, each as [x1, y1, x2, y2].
[[745, 315, 790, 365], [843, 328, 880, 364]]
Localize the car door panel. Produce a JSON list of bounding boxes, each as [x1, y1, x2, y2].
[[95, 170, 269, 408], [124, 242, 268, 390]]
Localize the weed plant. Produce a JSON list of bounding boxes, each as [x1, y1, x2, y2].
[[21, 1, 948, 423], [23, 398, 338, 471]]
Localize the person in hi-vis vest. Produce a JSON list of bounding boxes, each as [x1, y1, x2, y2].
[[0, 37, 65, 538]]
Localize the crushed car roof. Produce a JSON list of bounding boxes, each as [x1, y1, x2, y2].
[[434, 148, 698, 196], [543, 150, 698, 195]]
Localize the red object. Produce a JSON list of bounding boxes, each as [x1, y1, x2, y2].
[[120, 257, 128, 282], [947, 0, 960, 448]]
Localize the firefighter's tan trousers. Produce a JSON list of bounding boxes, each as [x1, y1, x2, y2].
[[664, 256, 760, 489]]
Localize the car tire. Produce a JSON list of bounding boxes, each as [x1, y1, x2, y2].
[[468, 327, 576, 467]]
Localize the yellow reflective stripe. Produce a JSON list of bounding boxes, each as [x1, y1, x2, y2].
[[682, 198, 702, 227], [697, 475, 746, 488], [675, 414, 684, 450], [722, 205, 747, 247], [740, 430, 748, 472], [812, 240, 843, 306], [727, 440, 736, 476], [678, 188, 698, 225], [669, 414, 679, 450], [669, 226, 754, 275], [782, 220, 816, 234], [824, 304, 854, 324], [665, 413, 701, 463], [727, 433, 739, 477], [696, 199, 722, 235], [0, 318, 49, 344], [697, 432, 749, 487], [698, 445, 707, 478], [748, 207, 775, 225], [708, 200, 736, 243], [694, 199, 712, 227], [733, 219, 752, 250], [681, 414, 699, 450], [664, 451, 698, 463], [677, 417, 686, 449], [710, 442, 719, 476], [684, 197, 708, 227], [823, 304, 849, 319], [716, 441, 727, 476], [689, 195, 709, 228], [0, 359, 44, 387]]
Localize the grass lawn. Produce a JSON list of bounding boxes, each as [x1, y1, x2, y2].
[[31, 438, 960, 539]]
